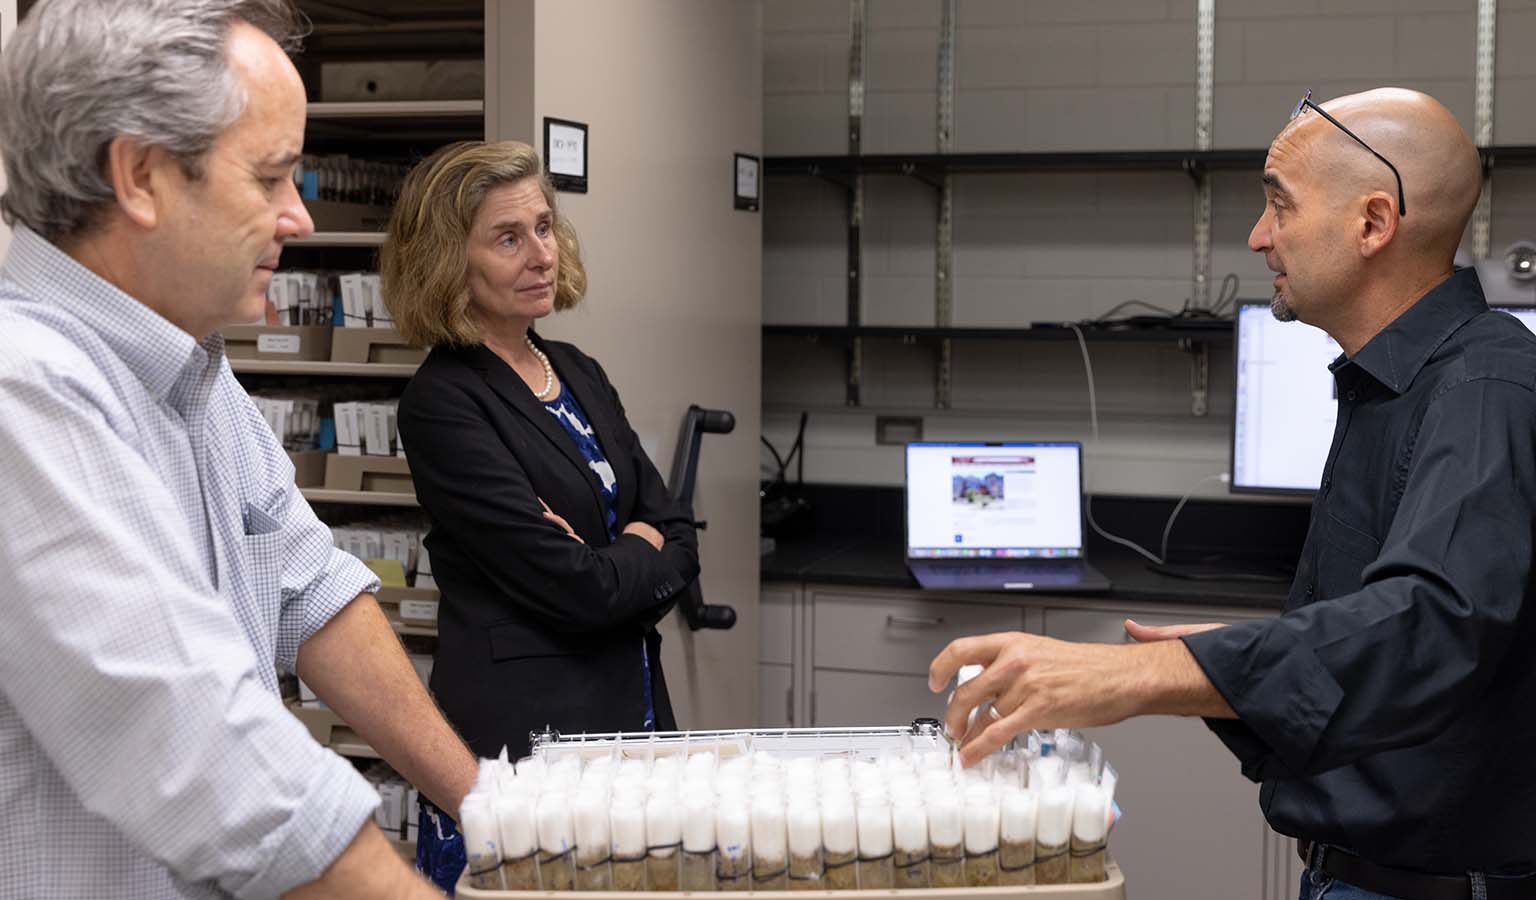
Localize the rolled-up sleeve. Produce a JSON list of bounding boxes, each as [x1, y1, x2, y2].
[[268, 466, 381, 672], [0, 372, 379, 897], [1184, 378, 1536, 778]]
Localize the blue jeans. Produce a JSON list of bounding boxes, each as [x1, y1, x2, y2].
[[1298, 868, 1404, 900]]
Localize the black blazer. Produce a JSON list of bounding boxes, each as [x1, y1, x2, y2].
[[397, 333, 699, 759]]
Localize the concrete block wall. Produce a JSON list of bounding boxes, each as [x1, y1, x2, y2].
[[763, 0, 1535, 497]]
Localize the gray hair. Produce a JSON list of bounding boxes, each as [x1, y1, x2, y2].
[[0, 0, 306, 241]]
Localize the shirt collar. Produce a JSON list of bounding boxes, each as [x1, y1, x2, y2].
[[1330, 267, 1488, 394], [0, 225, 206, 401]]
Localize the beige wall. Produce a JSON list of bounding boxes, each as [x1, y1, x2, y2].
[[490, 0, 765, 728], [0, 0, 17, 262]]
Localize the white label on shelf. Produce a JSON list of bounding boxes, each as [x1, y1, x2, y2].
[[399, 599, 439, 622], [257, 334, 302, 354]]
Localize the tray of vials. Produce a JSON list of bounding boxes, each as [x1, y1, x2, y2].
[[456, 722, 1124, 899]]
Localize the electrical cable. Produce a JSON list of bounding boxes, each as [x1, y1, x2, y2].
[[1090, 273, 1240, 327], [1067, 323, 1229, 566], [760, 436, 788, 483], [761, 413, 809, 486], [1210, 273, 1241, 316], [1159, 472, 1231, 563], [1092, 299, 1183, 322]]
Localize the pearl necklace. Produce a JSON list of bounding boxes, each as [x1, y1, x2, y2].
[[525, 334, 556, 399]]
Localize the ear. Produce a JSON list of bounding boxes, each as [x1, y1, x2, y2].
[[103, 135, 178, 230], [1358, 192, 1398, 259]]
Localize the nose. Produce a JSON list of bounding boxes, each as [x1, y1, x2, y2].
[[1248, 206, 1272, 255], [277, 179, 315, 241], [530, 233, 557, 271]]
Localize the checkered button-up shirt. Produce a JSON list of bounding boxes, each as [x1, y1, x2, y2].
[[0, 227, 381, 899]]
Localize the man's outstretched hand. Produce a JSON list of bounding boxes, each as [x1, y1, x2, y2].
[[929, 621, 1235, 767]]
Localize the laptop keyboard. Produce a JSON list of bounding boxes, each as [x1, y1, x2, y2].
[[934, 563, 1078, 577]]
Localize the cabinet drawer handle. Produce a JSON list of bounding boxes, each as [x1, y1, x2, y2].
[[887, 614, 946, 628]]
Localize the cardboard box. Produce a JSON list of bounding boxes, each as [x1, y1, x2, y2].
[[320, 60, 484, 102], [304, 198, 391, 233], [377, 585, 441, 624], [330, 327, 427, 365], [324, 453, 414, 493], [224, 324, 333, 361], [288, 449, 329, 488], [287, 701, 346, 746]]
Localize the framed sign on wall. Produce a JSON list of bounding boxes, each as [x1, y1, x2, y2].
[[544, 117, 588, 194]]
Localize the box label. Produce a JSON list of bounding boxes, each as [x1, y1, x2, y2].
[[258, 333, 302, 354], [399, 599, 439, 622]]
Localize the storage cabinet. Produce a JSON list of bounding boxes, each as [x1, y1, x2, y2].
[[810, 589, 1024, 674], [1042, 604, 1290, 900], [760, 585, 804, 728], [805, 587, 1023, 728]]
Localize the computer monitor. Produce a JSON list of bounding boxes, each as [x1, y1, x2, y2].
[[904, 442, 1085, 558], [1230, 301, 1536, 495]]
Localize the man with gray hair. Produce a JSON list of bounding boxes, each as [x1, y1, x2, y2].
[[0, 1, 476, 897]]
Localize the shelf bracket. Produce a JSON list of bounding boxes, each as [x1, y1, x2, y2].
[[1472, 0, 1497, 258], [901, 162, 947, 191], [1180, 338, 1211, 417], [805, 163, 854, 191], [934, 0, 957, 409], [1190, 0, 1215, 312], [845, 0, 868, 407]]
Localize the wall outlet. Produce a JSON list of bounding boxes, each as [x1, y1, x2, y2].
[[875, 416, 923, 446]]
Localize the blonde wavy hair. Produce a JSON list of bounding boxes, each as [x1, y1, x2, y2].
[[380, 140, 587, 348]]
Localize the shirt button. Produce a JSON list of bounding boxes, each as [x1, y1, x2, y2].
[[1306, 583, 1315, 598], [1322, 476, 1332, 492], [1345, 390, 1357, 401]]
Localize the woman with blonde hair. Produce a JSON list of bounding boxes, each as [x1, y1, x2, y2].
[[382, 140, 699, 888]]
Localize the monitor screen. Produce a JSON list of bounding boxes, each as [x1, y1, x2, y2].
[[904, 442, 1084, 558], [1230, 301, 1536, 494]]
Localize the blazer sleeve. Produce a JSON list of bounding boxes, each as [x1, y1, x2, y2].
[[588, 355, 701, 593], [399, 366, 687, 634]]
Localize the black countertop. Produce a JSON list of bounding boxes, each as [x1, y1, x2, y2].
[[762, 536, 1290, 609], [761, 531, 1290, 608], [757, 484, 1307, 610]]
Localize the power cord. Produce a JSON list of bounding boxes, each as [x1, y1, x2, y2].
[[1087, 273, 1240, 326], [1159, 472, 1232, 563], [1067, 323, 1229, 565]]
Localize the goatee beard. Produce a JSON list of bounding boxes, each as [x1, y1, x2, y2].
[[1270, 294, 1297, 322]]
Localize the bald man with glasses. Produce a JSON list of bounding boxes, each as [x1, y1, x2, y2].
[[931, 88, 1536, 900]]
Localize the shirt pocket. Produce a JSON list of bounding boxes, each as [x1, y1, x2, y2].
[[242, 501, 286, 631], [243, 499, 284, 536], [1317, 511, 1382, 597]]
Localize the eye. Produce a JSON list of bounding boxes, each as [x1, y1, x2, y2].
[[259, 176, 284, 191], [500, 233, 520, 249], [536, 221, 553, 238]]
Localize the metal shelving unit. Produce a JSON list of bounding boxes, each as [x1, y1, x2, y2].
[[763, 321, 1234, 343], [230, 359, 418, 377], [299, 488, 419, 507], [766, 0, 1524, 415], [306, 99, 483, 119], [288, 231, 386, 247]]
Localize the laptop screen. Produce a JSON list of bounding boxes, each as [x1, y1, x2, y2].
[[905, 442, 1085, 559]]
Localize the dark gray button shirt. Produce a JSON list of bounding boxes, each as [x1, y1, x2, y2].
[[1185, 268, 1536, 875]]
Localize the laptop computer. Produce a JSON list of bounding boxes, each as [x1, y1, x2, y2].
[[904, 441, 1110, 592]]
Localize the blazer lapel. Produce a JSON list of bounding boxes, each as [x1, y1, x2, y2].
[[463, 343, 606, 518]]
